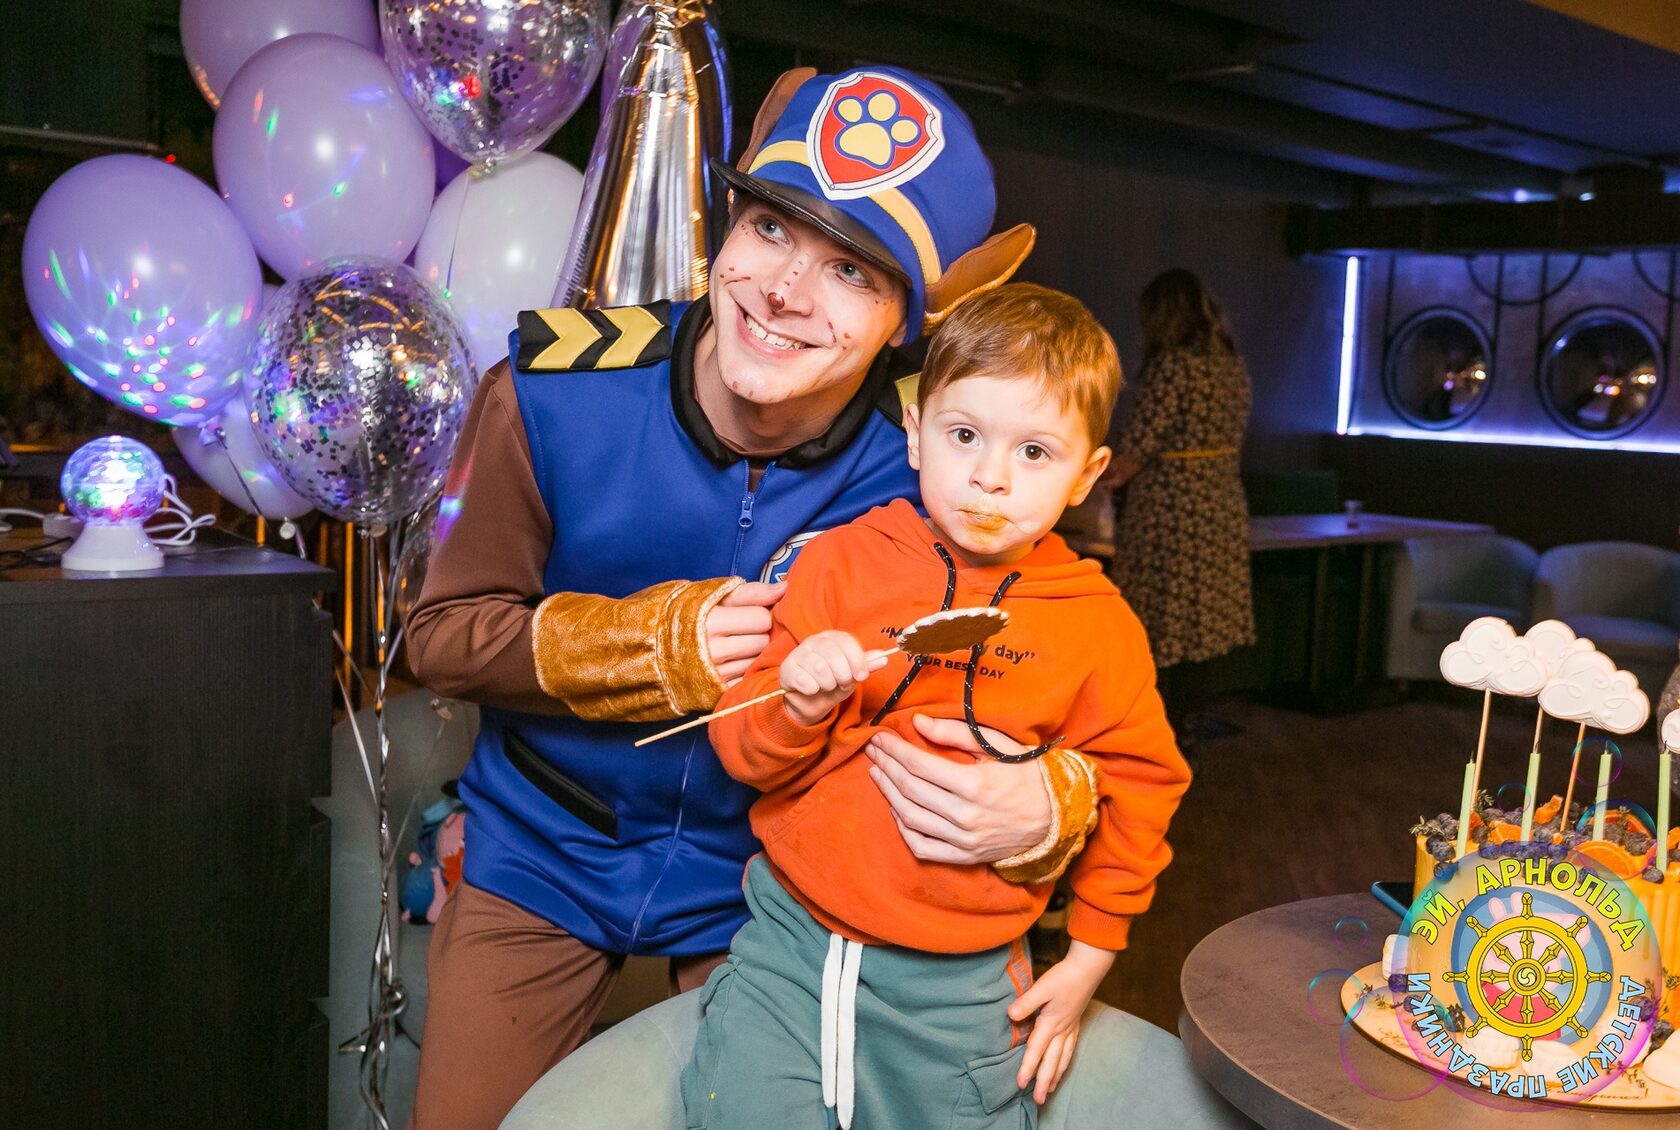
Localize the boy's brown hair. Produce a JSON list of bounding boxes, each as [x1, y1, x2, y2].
[[918, 283, 1122, 448]]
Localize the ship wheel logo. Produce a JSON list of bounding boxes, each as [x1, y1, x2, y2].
[[1441, 891, 1612, 1061]]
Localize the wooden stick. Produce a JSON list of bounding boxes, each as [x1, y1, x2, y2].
[[1559, 722, 1588, 840], [634, 646, 899, 748], [1467, 689, 1493, 805]]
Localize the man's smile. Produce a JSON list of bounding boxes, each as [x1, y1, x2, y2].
[[740, 307, 811, 352]]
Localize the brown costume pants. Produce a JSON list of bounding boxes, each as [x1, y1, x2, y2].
[[410, 880, 727, 1130]]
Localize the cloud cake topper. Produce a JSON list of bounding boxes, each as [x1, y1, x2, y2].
[[1523, 619, 1596, 679], [1439, 617, 1547, 696], [1537, 648, 1649, 733]]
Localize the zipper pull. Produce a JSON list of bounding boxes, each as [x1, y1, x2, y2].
[[739, 494, 755, 529]]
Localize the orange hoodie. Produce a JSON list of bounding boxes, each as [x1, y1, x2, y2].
[[709, 499, 1190, 954]]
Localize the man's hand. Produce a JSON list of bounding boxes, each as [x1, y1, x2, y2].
[[703, 581, 784, 684], [864, 714, 1051, 865], [779, 630, 886, 725], [1008, 940, 1115, 1102]]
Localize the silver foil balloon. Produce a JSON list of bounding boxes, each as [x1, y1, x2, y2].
[[380, 0, 609, 168], [245, 261, 478, 526], [554, 0, 730, 308]]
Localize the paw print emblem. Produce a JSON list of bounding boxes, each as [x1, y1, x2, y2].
[[833, 92, 922, 169], [810, 71, 946, 200]]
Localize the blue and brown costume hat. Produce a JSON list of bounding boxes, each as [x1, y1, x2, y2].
[[715, 66, 1035, 340]]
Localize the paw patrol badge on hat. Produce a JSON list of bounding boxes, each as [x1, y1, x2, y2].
[[716, 66, 1035, 339], [808, 72, 945, 199]]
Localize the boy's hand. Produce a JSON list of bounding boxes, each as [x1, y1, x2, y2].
[[1008, 940, 1116, 1103], [780, 631, 886, 726]]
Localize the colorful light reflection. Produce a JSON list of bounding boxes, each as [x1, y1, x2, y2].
[[60, 436, 166, 524]]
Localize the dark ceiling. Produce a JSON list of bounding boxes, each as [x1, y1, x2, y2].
[[723, 0, 1680, 204], [6, 0, 1680, 211]]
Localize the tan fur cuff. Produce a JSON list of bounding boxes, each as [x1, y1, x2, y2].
[[531, 577, 742, 722], [993, 747, 1100, 885], [661, 575, 742, 714]]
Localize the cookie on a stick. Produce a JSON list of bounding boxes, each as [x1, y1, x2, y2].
[[635, 606, 1009, 747]]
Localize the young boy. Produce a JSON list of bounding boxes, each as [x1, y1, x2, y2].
[[683, 284, 1191, 1129]]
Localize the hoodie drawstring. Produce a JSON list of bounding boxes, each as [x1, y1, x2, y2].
[[868, 542, 958, 725], [869, 541, 1059, 762], [964, 569, 1061, 763], [820, 932, 864, 1128]]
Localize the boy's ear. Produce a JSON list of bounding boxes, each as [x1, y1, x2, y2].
[[903, 403, 922, 470], [1067, 445, 1112, 508]]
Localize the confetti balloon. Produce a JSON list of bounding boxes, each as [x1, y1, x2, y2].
[[380, 0, 609, 168], [21, 154, 263, 426], [245, 260, 477, 525], [180, 0, 380, 109], [213, 34, 436, 279]]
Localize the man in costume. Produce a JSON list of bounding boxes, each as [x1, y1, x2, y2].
[[405, 66, 1099, 1129]]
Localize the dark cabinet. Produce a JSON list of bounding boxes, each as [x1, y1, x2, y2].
[[0, 536, 335, 1128]]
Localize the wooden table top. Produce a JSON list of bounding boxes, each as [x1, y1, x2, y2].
[[1178, 892, 1645, 1128], [1249, 513, 1495, 552]]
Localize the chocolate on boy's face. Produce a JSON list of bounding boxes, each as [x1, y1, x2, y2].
[[706, 203, 906, 409], [906, 373, 1110, 568]]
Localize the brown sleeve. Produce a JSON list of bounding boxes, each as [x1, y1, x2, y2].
[[405, 360, 566, 714]]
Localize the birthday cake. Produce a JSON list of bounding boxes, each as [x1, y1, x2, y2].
[[1410, 803, 1680, 1034], [1369, 616, 1680, 1099]]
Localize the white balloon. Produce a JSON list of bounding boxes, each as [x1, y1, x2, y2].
[[413, 154, 586, 373], [172, 396, 315, 520]]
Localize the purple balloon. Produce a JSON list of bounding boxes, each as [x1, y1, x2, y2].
[[380, 0, 608, 168], [213, 34, 435, 279], [21, 154, 263, 427], [180, 0, 381, 109]]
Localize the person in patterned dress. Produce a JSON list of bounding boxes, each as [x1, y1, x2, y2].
[[1111, 270, 1256, 732]]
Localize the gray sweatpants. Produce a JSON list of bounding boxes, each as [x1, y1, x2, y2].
[[681, 856, 1037, 1130]]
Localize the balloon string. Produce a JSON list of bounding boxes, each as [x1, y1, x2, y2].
[[444, 171, 470, 297], [336, 523, 414, 1130], [213, 424, 269, 522]]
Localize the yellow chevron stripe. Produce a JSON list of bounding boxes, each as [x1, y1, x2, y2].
[[745, 142, 941, 287], [532, 308, 601, 370], [597, 305, 664, 369], [895, 372, 920, 416]]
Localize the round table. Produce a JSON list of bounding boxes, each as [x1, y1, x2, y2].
[[1177, 892, 1652, 1128]]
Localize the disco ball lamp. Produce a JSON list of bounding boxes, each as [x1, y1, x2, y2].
[[59, 435, 166, 571]]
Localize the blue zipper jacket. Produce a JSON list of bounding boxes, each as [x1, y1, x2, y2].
[[457, 300, 920, 955]]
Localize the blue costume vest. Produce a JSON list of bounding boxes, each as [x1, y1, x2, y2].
[[458, 301, 920, 955]]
